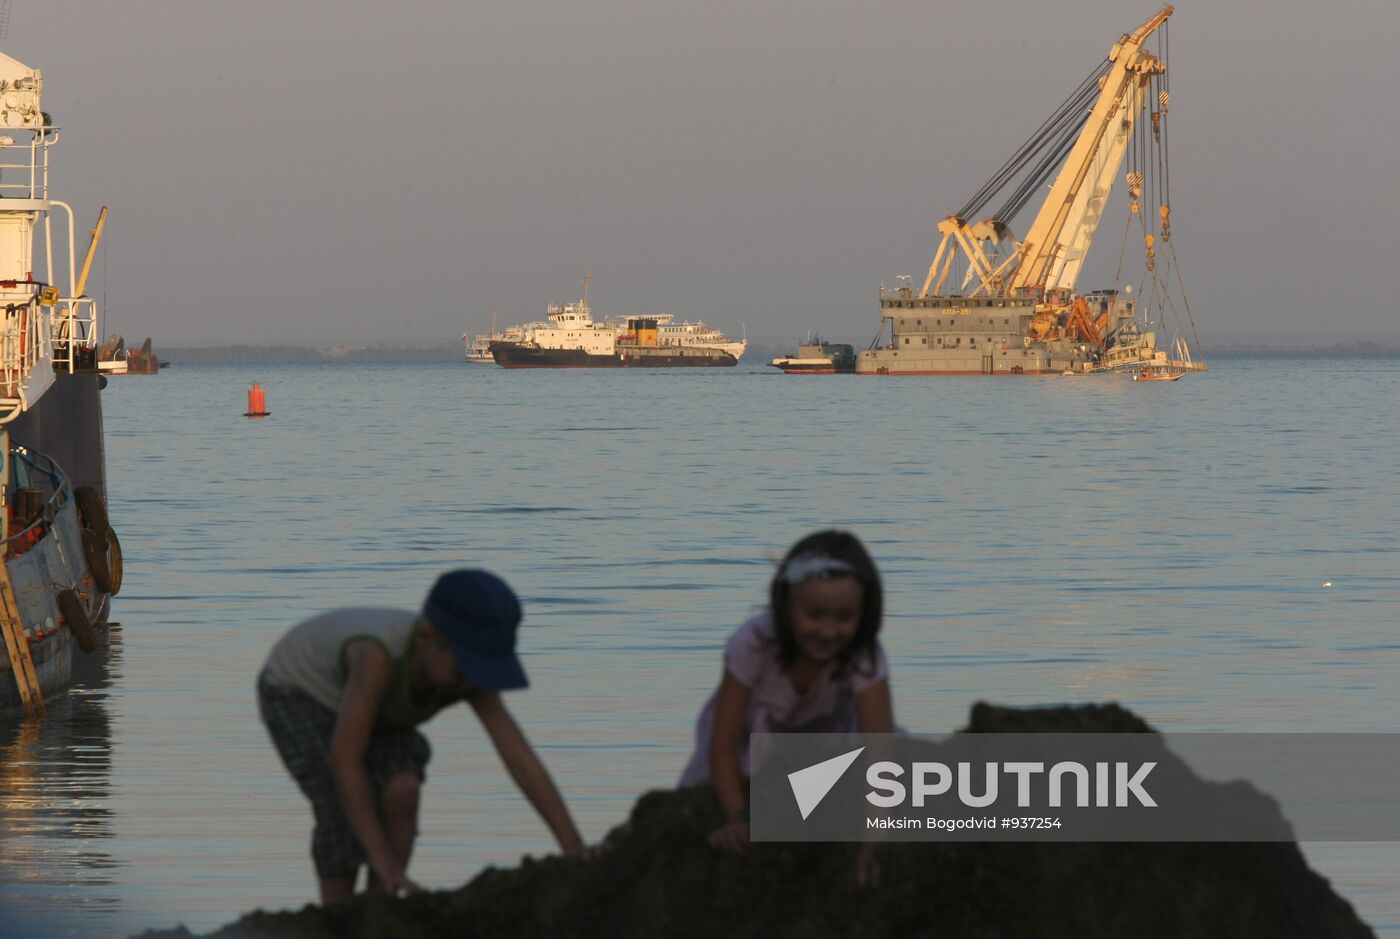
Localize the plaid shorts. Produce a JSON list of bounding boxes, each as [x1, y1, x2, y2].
[[257, 670, 431, 878]]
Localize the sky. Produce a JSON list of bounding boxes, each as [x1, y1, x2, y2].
[[9, 1, 1398, 346]]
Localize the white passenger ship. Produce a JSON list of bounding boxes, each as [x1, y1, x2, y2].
[[629, 316, 747, 361], [463, 272, 746, 366]]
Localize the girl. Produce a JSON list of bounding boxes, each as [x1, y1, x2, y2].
[[679, 530, 894, 881]]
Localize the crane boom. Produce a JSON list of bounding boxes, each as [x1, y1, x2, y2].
[[74, 205, 107, 298], [1009, 5, 1172, 292]]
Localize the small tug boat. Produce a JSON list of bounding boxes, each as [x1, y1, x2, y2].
[[769, 336, 857, 374]]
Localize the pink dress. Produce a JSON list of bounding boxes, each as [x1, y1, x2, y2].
[[679, 610, 889, 786]]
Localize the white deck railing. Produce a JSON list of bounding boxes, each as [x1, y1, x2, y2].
[[0, 129, 50, 199]]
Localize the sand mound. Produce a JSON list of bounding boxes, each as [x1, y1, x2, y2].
[[137, 703, 1374, 938]]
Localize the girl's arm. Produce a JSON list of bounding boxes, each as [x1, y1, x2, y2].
[[330, 640, 420, 893], [854, 676, 895, 887], [707, 670, 752, 852], [468, 690, 586, 856]]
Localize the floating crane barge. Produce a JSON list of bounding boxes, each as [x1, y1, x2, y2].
[[860, 5, 1204, 377]]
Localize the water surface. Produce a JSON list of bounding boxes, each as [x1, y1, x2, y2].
[[1, 353, 1396, 935]]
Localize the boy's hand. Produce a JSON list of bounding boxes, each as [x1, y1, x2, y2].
[[563, 842, 603, 860], [369, 852, 423, 897], [707, 818, 750, 854]]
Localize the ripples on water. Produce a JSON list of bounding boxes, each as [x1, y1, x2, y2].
[[1, 353, 1397, 936]]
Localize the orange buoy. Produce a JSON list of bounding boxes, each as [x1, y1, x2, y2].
[[244, 381, 270, 418]]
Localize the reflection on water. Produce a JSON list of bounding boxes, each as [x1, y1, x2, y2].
[[0, 628, 122, 933]]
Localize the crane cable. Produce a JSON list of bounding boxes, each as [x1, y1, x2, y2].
[[956, 59, 1106, 218], [955, 58, 1111, 222], [991, 76, 1107, 222], [1167, 241, 1203, 357], [1152, 24, 1202, 359], [993, 120, 1085, 224]]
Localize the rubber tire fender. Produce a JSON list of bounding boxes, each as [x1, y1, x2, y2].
[[81, 526, 114, 594], [73, 486, 112, 542], [106, 529, 123, 596], [57, 588, 97, 653]]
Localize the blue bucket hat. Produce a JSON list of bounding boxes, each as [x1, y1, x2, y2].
[[422, 569, 527, 691]]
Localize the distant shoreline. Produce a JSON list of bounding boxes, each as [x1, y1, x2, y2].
[[156, 343, 464, 363], [152, 341, 1399, 364]]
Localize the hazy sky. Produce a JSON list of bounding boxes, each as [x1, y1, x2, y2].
[[12, 1, 1398, 345]]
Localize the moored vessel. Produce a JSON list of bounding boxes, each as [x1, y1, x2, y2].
[[0, 49, 121, 714], [858, 6, 1205, 379]]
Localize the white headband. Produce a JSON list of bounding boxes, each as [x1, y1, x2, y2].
[[780, 552, 855, 585]]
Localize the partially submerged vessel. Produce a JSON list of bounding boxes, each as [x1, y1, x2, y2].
[[0, 50, 121, 715], [859, 6, 1205, 378], [96, 334, 161, 374], [1097, 320, 1199, 379], [125, 337, 162, 374], [769, 336, 856, 374], [488, 272, 743, 369]]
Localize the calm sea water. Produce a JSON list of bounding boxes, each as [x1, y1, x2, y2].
[[1, 353, 1397, 936]]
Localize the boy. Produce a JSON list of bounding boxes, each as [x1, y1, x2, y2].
[[258, 569, 586, 902]]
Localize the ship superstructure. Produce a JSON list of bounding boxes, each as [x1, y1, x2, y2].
[[0, 50, 108, 486], [517, 272, 619, 356], [860, 6, 1204, 378]]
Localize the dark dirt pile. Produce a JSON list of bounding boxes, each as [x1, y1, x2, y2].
[[138, 703, 1375, 939]]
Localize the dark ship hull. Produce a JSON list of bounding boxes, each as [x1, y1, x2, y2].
[[491, 342, 737, 369]]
